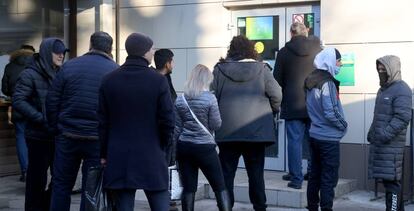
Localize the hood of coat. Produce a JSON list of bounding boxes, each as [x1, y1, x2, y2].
[[313, 47, 338, 77], [215, 59, 269, 82], [29, 38, 65, 79], [376, 55, 401, 86], [9, 49, 34, 65], [286, 35, 320, 57]]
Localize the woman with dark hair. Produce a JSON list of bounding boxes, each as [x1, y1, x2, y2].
[[211, 35, 282, 211]]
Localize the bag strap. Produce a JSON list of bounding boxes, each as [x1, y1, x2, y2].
[[180, 94, 214, 138]]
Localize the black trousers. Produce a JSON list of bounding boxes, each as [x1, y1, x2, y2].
[[110, 189, 169, 211], [217, 142, 267, 211], [25, 138, 55, 211], [177, 142, 226, 193], [306, 138, 340, 211]]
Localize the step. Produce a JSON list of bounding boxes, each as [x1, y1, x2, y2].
[[0, 138, 15, 148], [0, 155, 18, 166], [0, 146, 17, 157], [0, 163, 20, 177], [203, 170, 358, 208]]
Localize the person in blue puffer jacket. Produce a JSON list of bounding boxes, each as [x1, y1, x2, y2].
[[174, 64, 231, 211], [304, 47, 347, 211]]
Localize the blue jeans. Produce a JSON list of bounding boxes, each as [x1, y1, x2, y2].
[[306, 138, 339, 211], [50, 135, 100, 211], [286, 119, 310, 185], [14, 120, 28, 173]]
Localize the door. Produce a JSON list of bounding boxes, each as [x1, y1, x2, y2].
[[231, 5, 320, 171]]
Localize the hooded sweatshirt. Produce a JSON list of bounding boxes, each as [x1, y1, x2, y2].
[[304, 47, 347, 142], [13, 38, 65, 141], [274, 35, 321, 120], [367, 55, 412, 180], [211, 59, 282, 143]]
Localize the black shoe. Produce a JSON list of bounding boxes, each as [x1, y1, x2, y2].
[[282, 173, 292, 181], [304, 173, 309, 181], [287, 182, 302, 189], [19, 172, 26, 182]]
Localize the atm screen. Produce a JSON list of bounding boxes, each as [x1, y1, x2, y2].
[[238, 16, 279, 60]]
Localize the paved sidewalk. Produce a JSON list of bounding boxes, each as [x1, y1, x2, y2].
[[0, 175, 413, 210]]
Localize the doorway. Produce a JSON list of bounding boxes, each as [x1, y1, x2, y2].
[[231, 4, 320, 171]]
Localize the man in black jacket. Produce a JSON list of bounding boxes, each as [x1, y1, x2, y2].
[[1, 45, 35, 182], [13, 38, 67, 211], [274, 22, 321, 189], [46, 32, 119, 211]]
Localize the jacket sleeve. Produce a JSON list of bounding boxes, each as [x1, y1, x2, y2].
[[1, 65, 10, 96], [273, 50, 284, 87], [210, 65, 220, 96], [157, 77, 175, 147], [377, 92, 412, 143], [173, 102, 183, 143], [98, 83, 109, 159], [208, 95, 222, 131], [12, 69, 44, 123], [320, 81, 348, 131], [264, 69, 283, 113], [46, 69, 65, 134]]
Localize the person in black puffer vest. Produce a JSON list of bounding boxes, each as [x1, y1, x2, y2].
[[13, 38, 67, 211], [368, 55, 412, 211], [1, 45, 35, 182]]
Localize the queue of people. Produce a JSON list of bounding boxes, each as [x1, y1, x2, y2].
[[0, 21, 411, 211]]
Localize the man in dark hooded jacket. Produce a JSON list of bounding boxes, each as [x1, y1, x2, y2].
[[13, 38, 67, 211], [274, 22, 321, 189], [1, 45, 35, 182], [368, 55, 412, 211]]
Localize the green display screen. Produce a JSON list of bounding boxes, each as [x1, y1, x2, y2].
[[245, 16, 273, 40]]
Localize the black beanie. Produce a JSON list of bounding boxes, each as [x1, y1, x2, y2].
[[125, 33, 153, 57], [334, 48, 341, 60]]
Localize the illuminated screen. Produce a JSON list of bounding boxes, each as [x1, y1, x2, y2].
[[246, 17, 273, 40], [238, 16, 279, 60]]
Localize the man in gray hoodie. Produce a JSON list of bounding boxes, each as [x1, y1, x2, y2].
[[368, 55, 412, 211], [304, 47, 347, 211]]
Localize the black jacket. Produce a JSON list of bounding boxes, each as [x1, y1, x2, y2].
[[98, 56, 175, 190], [211, 60, 282, 143], [2, 49, 34, 122], [368, 55, 412, 180], [274, 35, 321, 120], [46, 51, 119, 139], [13, 38, 65, 141]]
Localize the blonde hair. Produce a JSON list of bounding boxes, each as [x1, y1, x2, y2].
[[290, 22, 308, 37], [184, 64, 213, 98]]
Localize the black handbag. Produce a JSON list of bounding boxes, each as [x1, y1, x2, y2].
[[84, 165, 114, 211]]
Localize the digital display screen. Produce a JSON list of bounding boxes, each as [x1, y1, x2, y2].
[[246, 16, 273, 40], [238, 16, 279, 60]]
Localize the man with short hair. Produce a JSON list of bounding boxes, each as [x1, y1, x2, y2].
[[274, 22, 321, 189], [46, 31, 119, 211], [155, 49, 177, 102], [13, 38, 67, 211]]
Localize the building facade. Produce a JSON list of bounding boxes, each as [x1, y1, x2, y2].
[[1, 0, 413, 191]]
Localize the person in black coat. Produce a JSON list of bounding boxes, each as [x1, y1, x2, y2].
[[273, 22, 322, 189], [98, 32, 175, 211], [13, 38, 67, 211], [1, 45, 34, 182], [46, 32, 119, 211]]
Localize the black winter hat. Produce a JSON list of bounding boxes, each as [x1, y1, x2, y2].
[[335, 48, 341, 60], [125, 33, 153, 57]]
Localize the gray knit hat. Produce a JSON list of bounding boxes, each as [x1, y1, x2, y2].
[[125, 32, 153, 57]]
